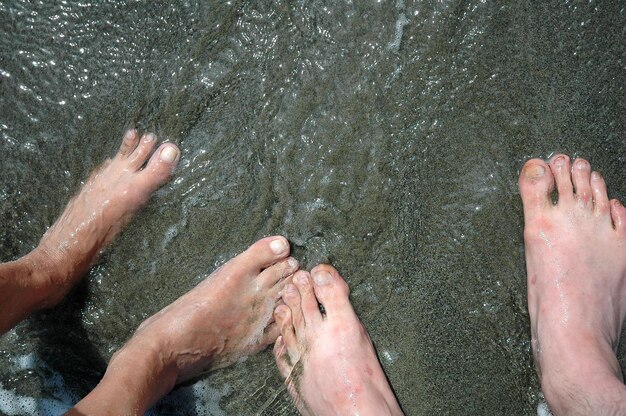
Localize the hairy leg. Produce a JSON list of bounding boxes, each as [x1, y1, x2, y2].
[[0, 130, 179, 333], [520, 155, 626, 415], [273, 265, 404, 416], [69, 236, 297, 415]]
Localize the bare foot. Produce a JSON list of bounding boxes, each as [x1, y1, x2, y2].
[[69, 236, 298, 414], [272, 265, 403, 416], [36, 130, 179, 304], [520, 155, 626, 415]]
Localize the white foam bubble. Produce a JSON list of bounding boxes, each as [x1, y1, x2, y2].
[[1, 352, 78, 416], [149, 380, 231, 416], [0, 383, 73, 416]]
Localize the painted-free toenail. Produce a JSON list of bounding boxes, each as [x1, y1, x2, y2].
[[160, 146, 178, 163], [145, 133, 157, 142], [313, 271, 331, 286], [554, 156, 565, 166], [525, 164, 545, 180], [287, 257, 298, 268], [591, 172, 601, 180], [270, 238, 288, 255], [275, 308, 286, 318], [576, 160, 588, 170], [296, 274, 308, 285], [286, 284, 297, 294]]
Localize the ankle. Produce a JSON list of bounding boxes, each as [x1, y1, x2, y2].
[[26, 242, 87, 308], [83, 337, 178, 414], [542, 369, 626, 416]]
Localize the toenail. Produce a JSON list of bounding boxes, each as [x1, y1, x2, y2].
[[576, 160, 589, 170], [270, 238, 289, 255], [286, 284, 297, 294], [313, 271, 331, 286], [525, 164, 545, 180], [160, 146, 179, 163], [145, 133, 156, 142], [296, 274, 309, 286], [554, 156, 565, 166], [287, 257, 298, 269], [275, 308, 286, 318], [591, 172, 601, 180]]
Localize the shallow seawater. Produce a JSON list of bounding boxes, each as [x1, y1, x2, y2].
[[0, 1, 624, 415]]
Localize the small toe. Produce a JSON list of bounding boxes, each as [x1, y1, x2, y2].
[[128, 133, 158, 169], [611, 199, 626, 231], [572, 158, 592, 209], [282, 284, 305, 337], [310, 265, 354, 319], [591, 171, 610, 216], [273, 336, 293, 379], [519, 159, 554, 217], [260, 322, 281, 347], [258, 257, 299, 288], [293, 271, 323, 326], [118, 129, 139, 157], [274, 305, 299, 361], [139, 143, 180, 189], [549, 154, 574, 204]]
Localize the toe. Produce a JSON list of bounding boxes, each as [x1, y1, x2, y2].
[[222, 236, 291, 278], [273, 336, 293, 379], [310, 265, 355, 319], [139, 143, 180, 189], [274, 305, 299, 361], [549, 154, 574, 204], [519, 159, 554, 217], [591, 171, 610, 216], [282, 284, 305, 337], [118, 129, 139, 157], [236, 236, 291, 273], [572, 158, 592, 209], [258, 257, 299, 288], [260, 322, 281, 347], [293, 271, 323, 326], [128, 133, 158, 169], [610, 199, 626, 231]]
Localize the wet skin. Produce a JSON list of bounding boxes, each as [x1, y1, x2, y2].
[[68, 236, 298, 415], [273, 265, 404, 416], [520, 155, 626, 415], [0, 130, 179, 333]]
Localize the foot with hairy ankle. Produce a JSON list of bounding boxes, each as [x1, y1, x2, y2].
[[35, 130, 179, 304], [69, 236, 299, 415], [273, 265, 403, 416], [520, 155, 626, 415]]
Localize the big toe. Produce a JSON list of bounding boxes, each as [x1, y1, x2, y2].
[[139, 143, 180, 190], [310, 265, 354, 318], [222, 236, 291, 279], [519, 159, 554, 218]]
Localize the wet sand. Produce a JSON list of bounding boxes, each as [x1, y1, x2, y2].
[[0, 1, 624, 414]]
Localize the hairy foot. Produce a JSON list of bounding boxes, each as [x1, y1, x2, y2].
[[131, 236, 297, 380], [69, 236, 298, 414], [520, 155, 626, 414], [273, 265, 403, 416], [35, 130, 179, 304]]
